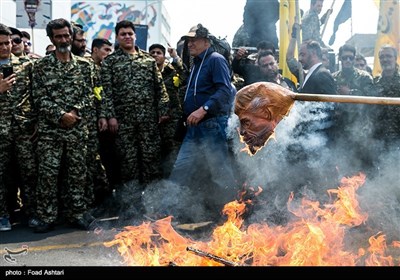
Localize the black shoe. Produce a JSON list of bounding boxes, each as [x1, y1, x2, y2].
[[34, 221, 54, 233], [72, 213, 97, 231]]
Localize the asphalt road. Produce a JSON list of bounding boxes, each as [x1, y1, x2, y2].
[[0, 217, 224, 277], [1, 216, 396, 276], [0, 218, 124, 267]]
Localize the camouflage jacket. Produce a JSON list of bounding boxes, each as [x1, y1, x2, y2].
[[372, 68, 400, 141], [32, 52, 94, 140], [160, 58, 185, 120], [100, 47, 169, 125], [332, 67, 374, 96], [0, 54, 34, 136], [331, 68, 375, 137], [81, 56, 106, 130], [302, 9, 326, 48]]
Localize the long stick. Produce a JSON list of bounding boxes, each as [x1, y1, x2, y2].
[[295, 93, 400, 105], [320, 0, 336, 38], [186, 247, 242, 266], [295, 0, 304, 86]]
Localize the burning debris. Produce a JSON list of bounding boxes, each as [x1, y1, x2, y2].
[[187, 247, 244, 266], [104, 173, 400, 266]]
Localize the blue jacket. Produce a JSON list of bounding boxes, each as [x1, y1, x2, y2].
[[183, 48, 235, 117]]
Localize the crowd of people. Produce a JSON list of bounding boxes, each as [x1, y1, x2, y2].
[[0, 1, 399, 234]]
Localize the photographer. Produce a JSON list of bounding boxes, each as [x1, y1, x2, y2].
[[232, 40, 276, 85]]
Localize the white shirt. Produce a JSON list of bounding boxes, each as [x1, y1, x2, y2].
[[302, 62, 322, 89]]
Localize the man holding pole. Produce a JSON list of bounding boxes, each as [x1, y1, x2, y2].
[[301, 0, 332, 48]]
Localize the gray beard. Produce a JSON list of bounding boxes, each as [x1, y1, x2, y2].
[[58, 45, 71, 54]]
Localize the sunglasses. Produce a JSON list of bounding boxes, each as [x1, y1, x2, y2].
[[379, 54, 394, 59], [341, 55, 354, 61], [12, 37, 22, 44], [24, 41, 32, 46]]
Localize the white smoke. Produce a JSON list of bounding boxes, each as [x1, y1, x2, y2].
[[228, 100, 400, 241]]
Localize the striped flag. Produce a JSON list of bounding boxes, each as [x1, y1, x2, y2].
[[329, 0, 352, 46], [372, 0, 400, 76]]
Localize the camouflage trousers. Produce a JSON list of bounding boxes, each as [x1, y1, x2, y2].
[[0, 133, 12, 217], [0, 131, 37, 218], [85, 135, 110, 207], [12, 133, 38, 218], [159, 116, 181, 178], [115, 124, 162, 185], [36, 138, 88, 224]]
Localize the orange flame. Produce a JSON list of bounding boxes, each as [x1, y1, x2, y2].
[[104, 173, 399, 266]]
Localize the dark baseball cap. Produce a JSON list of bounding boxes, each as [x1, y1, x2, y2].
[[9, 26, 23, 38]]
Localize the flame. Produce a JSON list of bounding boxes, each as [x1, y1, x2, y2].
[[104, 173, 400, 266]]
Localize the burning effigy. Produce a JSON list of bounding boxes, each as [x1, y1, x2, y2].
[[234, 82, 400, 155]]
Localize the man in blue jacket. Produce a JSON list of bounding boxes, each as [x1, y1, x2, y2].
[[169, 24, 238, 223]]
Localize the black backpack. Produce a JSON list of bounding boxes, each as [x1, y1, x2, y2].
[[209, 35, 232, 65], [178, 24, 233, 77]]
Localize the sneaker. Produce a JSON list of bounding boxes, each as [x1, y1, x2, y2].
[[0, 216, 12, 231], [28, 217, 41, 228]]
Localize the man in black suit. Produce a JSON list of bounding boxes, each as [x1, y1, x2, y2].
[[286, 40, 337, 194], [298, 40, 336, 94]]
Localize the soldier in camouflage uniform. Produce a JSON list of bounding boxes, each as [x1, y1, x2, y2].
[[31, 18, 102, 233], [371, 45, 400, 149], [89, 40, 119, 192], [149, 43, 185, 177], [301, 0, 329, 48], [100, 21, 169, 214], [81, 38, 113, 208], [0, 24, 18, 231], [330, 44, 375, 173], [0, 24, 37, 231], [5, 27, 38, 223]]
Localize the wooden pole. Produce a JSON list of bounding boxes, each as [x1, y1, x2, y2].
[[186, 247, 243, 266], [295, 93, 400, 105], [320, 0, 336, 38], [31, 26, 34, 53]]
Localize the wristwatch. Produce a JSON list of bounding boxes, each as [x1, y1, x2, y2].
[[203, 105, 209, 112]]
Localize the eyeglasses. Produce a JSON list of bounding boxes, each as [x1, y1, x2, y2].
[[24, 41, 32, 46], [12, 37, 22, 44], [341, 55, 354, 61]]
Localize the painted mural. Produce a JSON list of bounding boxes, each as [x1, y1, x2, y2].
[[71, 0, 158, 49]]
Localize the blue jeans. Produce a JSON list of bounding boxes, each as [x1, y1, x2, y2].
[[169, 116, 238, 212]]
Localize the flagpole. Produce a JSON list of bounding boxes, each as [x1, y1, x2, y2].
[[350, 9, 353, 38], [320, 0, 336, 38], [295, 0, 304, 86]]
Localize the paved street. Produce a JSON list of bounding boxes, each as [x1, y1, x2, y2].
[[0, 217, 124, 267]]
